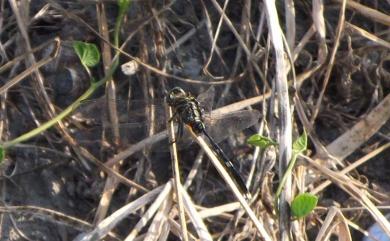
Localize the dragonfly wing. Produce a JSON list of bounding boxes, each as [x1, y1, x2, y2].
[[72, 98, 173, 152], [196, 86, 215, 114], [167, 109, 261, 149], [74, 87, 215, 128], [74, 98, 167, 128], [72, 121, 194, 153], [71, 93, 260, 153], [204, 109, 261, 143], [71, 123, 152, 158]]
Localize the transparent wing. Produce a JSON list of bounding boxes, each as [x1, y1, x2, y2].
[[74, 86, 215, 125], [71, 94, 260, 152], [74, 98, 166, 127], [72, 98, 168, 151], [203, 109, 261, 143], [196, 86, 215, 113]]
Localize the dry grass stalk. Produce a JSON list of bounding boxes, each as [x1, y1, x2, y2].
[[326, 94, 390, 160], [93, 1, 126, 225], [0, 38, 60, 94], [142, 194, 172, 241], [312, 142, 390, 195], [198, 202, 241, 218], [181, 187, 213, 241], [263, 0, 292, 240], [315, 207, 352, 241], [1, 1, 389, 240], [310, 0, 347, 124], [332, 0, 390, 26], [345, 22, 390, 49], [304, 156, 390, 238], [166, 105, 189, 241], [124, 183, 172, 240], [183, 150, 204, 189], [194, 132, 273, 241], [74, 183, 170, 241]]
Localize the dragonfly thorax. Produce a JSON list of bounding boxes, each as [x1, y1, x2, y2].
[[167, 87, 205, 135]]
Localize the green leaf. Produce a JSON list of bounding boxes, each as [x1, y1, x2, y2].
[[247, 134, 278, 148], [291, 193, 318, 218], [118, 0, 131, 11], [292, 130, 307, 156], [73, 41, 100, 67], [0, 147, 5, 162]]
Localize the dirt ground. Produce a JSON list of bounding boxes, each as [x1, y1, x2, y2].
[[0, 0, 389, 241]]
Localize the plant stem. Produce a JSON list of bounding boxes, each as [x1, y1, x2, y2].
[[112, 0, 130, 69], [274, 153, 298, 211], [1, 1, 132, 150], [1, 64, 116, 149]]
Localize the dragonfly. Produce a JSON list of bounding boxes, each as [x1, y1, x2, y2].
[[72, 87, 260, 198], [166, 87, 256, 199]]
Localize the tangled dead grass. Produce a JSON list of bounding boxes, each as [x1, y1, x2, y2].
[[0, 0, 389, 240]]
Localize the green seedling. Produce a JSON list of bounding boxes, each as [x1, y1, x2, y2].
[[0, 42, 103, 150], [292, 129, 307, 157], [73, 41, 101, 68], [73, 41, 101, 82], [291, 193, 318, 218], [247, 134, 278, 148], [275, 130, 307, 200], [273, 130, 315, 217], [0, 0, 132, 152], [117, 0, 131, 37], [0, 147, 5, 163], [113, 0, 131, 69]]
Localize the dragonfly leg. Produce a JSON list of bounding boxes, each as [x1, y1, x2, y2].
[[168, 110, 179, 123], [169, 139, 177, 145], [168, 119, 184, 145], [177, 121, 184, 139]]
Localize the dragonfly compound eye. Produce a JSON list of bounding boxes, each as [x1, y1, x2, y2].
[[167, 87, 187, 105]]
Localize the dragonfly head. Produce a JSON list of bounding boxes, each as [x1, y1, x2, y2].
[[166, 87, 187, 106]]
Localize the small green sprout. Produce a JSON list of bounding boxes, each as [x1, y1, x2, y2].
[[247, 134, 278, 148], [275, 130, 309, 210], [118, 0, 131, 14], [73, 41, 101, 68], [0, 146, 5, 162], [291, 193, 318, 218], [292, 129, 307, 156]]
